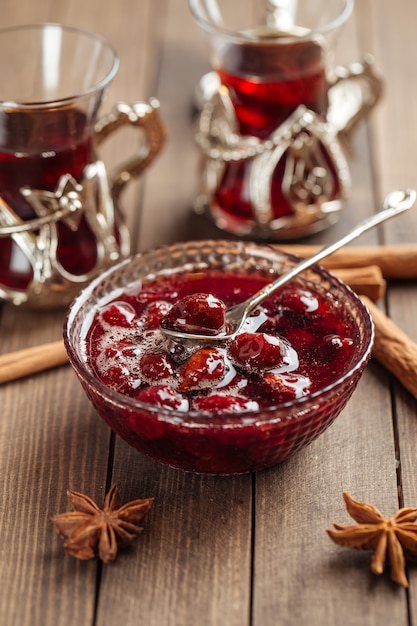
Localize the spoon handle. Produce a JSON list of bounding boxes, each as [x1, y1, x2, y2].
[[244, 189, 416, 315]]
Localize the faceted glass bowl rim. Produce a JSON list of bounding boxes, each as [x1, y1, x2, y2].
[[63, 239, 374, 427]]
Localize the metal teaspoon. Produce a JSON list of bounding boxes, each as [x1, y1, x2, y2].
[[161, 189, 416, 344]]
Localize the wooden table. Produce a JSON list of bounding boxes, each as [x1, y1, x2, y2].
[[1, 1, 417, 624]]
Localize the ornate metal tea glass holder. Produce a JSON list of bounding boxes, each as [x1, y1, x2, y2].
[[0, 99, 166, 308], [193, 56, 384, 240]]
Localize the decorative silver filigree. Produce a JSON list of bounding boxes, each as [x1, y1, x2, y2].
[[0, 164, 130, 307], [194, 80, 351, 238], [248, 106, 351, 231], [193, 57, 383, 239]]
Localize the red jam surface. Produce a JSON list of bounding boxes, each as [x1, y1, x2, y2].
[[86, 270, 359, 413]]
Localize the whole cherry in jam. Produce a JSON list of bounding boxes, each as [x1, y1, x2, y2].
[[261, 372, 312, 403], [139, 352, 175, 383], [193, 394, 259, 413], [178, 348, 226, 392], [135, 384, 189, 411], [160, 292, 228, 336], [100, 302, 136, 327], [228, 332, 288, 371], [142, 301, 172, 329]]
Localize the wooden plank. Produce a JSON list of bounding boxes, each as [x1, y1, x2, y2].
[[0, 364, 111, 625], [367, 0, 417, 209], [252, 0, 409, 622], [96, 445, 252, 626], [368, 1, 417, 616], [0, 0, 415, 624], [95, 2, 254, 624], [253, 378, 408, 625], [368, 2, 417, 618], [137, 0, 214, 250], [0, 0, 160, 624]]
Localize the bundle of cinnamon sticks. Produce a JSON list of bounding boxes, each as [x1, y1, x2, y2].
[[1, 243, 417, 401]]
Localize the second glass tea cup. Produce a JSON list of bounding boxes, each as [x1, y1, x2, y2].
[[189, 0, 383, 240]]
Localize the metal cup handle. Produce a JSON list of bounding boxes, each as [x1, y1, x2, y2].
[[328, 55, 384, 142], [94, 97, 167, 202]]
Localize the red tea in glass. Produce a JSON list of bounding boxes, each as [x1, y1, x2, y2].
[[0, 108, 97, 291], [213, 32, 331, 227], [189, 0, 383, 239]]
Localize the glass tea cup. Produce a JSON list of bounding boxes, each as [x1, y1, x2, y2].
[[0, 24, 166, 308], [189, 0, 383, 240]]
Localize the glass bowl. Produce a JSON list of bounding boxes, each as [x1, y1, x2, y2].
[[63, 240, 374, 475]]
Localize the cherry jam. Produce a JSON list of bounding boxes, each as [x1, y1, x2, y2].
[[86, 270, 358, 412], [65, 240, 373, 475]]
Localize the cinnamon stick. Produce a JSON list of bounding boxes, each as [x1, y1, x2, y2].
[[0, 340, 68, 384], [331, 265, 385, 301], [361, 296, 417, 400], [278, 244, 417, 279]]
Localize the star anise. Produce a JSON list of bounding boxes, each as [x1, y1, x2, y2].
[[51, 483, 154, 563], [327, 491, 417, 587]]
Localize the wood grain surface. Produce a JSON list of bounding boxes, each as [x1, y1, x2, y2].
[[1, 1, 417, 625]]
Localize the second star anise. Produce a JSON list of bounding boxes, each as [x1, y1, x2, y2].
[[327, 491, 417, 587], [51, 483, 154, 563]]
